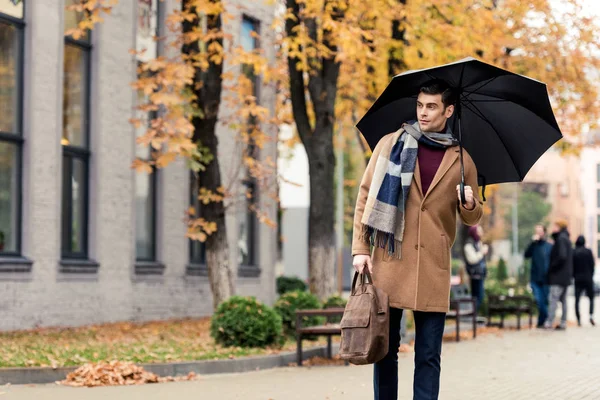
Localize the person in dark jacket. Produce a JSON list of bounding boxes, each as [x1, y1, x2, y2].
[[573, 235, 596, 326], [544, 219, 573, 330], [524, 224, 552, 327]]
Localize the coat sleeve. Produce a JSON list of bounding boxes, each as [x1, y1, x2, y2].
[[549, 236, 568, 273], [458, 150, 483, 226], [524, 242, 536, 259], [351, 135, 389, 257]]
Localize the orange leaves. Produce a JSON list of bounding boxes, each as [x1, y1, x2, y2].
[[64, 0, 118, 40]]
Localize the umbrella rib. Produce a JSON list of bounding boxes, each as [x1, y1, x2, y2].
[[460, 95, 522, 178], [462, 76, 500, 96]]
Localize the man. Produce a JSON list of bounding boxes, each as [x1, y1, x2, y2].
[[544, 219, 573, 330], [352, 79, 483, 400], [572, 235, 595, 327], [464, 224, 488, 312], [524, 224, 552, 328]]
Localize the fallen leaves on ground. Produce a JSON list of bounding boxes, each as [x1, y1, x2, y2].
[[297, 355, 347, 367], [57, 361, 198, 387], [0, 318, 338, 368]]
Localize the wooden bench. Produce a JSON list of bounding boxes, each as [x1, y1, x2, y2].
[[296, 308, 345, 366], [487, 294, 533, 329], [445, 284, 477, 342]]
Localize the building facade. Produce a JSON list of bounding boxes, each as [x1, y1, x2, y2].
[[0, 0, 277, 331]]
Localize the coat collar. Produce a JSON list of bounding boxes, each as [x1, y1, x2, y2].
[[414, 147, 459, 199]]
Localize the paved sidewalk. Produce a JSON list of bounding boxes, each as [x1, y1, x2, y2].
[[4, 297, 598, 399]]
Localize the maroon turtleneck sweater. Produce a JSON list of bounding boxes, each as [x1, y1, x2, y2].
[[418, 144, 446, 194]]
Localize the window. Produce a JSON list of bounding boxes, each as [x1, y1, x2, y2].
[[0, 1, 24, 256], [597, 164, 600, 183], [134, 0, 159, 263], [62, 1, 91, 259], [597, 189, 600, 209], [238, 16, 260, 271], [189, 172, 207, 268], [597, 240, 600, 260]]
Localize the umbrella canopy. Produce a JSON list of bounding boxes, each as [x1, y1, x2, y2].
[[356, 57, 563, 187]]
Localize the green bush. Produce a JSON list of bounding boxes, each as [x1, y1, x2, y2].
[[496, 257, 508, 282], [210, 296, 283, 348], [274, 291, 325, 337], [451, 258, 463, 276], [276, 276, 307, 295], [323, 295, 347, 323]]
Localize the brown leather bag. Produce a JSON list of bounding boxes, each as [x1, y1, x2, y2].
[[339, 271, 389, 365]]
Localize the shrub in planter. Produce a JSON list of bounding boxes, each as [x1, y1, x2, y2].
[[323, 295, 347, 323], [276, 276, 307, 295], [274, 291, 324, 337], [210, 296, 283, 348]]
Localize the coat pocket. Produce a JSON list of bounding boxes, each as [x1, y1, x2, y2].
[[440, 234, 449, 270]]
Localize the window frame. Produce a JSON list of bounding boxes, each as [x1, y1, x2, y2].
[[61, 9, 92, 260], [0, 4, 26, 257], [187, 172, 208, 276], [238, 15, 261, 276]]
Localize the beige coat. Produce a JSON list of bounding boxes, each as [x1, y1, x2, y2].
[[352, 133, 483, 312]]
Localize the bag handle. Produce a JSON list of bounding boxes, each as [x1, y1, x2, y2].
[[350, 270, 385, 314]]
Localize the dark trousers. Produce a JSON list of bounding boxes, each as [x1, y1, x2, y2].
[[470, 278, 485, 312], [575, 281, 595, 323], [531, 282, 549, 327], [374, 308, 446, 400]]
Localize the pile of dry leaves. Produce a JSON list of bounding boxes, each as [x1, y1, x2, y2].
[[58, 361, 198, 387]]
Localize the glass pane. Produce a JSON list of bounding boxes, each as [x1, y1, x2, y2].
[[598, 214, 600, 234], [65, 0, 90, 41], [237, 184, 254, 266], [597, 189, 600, 209], [0, 0, 23, 19], [62, 157, 87, 255], [0, 21, 20, 133], [136, 0, 158, 63], [189, 173, 206, 263], [135, 171, 155, 260], [71, 158, 86, 253], [63, 44, 88, 148], [597, 164, 600, 183], [241, 18, 258, 51], [135, 67, 152, 159], [0, 141, 18, 252]]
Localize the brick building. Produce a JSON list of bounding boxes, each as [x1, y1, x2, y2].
[[0, 0, 277, 331]]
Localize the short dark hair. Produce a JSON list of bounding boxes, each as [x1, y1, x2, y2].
[[419, 79, 457, 108]]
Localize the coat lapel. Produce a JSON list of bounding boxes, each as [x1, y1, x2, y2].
[[414, 160, 424, 197], [424, 148, 459, 199]]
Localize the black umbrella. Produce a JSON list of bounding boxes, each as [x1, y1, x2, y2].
[[356, 57, 563, 202]]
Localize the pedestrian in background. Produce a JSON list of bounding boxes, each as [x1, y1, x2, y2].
[[573, 235, 596, 327], [463, 224, 487, 312], [524, 224, 552, 328], [545, 219, 573, 330]]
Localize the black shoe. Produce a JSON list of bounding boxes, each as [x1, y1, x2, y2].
[[555, 325, 566, 331], [591, 319, 596, 327]]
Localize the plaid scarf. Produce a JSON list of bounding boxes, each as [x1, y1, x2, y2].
[[361, 120, 457, 259]]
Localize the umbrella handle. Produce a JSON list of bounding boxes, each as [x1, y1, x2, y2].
[[460, 180, 466, 205]]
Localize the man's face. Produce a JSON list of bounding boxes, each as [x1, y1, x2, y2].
[[416, 92, 454, 133], [535, 225, 545, 238]]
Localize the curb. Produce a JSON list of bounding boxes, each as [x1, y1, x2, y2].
[[0, 344, 339, 385]]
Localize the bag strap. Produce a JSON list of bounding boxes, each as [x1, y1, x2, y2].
[[350, 271, 385, 314]]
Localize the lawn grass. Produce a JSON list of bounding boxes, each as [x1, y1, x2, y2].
[[0, 318, 335, 368]]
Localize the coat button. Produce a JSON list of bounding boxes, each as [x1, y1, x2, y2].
[[421, 207, 426, 212], [415, 245, 418, 250]]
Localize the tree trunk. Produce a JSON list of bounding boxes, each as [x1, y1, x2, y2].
[[183, 0, 234, 309], [306, 127, 336, 299]]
